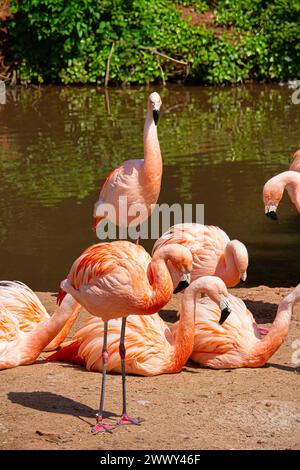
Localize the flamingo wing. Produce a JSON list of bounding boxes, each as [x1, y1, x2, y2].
[[0, 309, 20, 343], [0, 281, 49, 332], [67, 241, 151, 291], [97, 160, 145, 205], [190, 294, 259, 368], [152, 224, 230, 278]]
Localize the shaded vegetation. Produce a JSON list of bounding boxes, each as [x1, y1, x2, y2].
[[2, 0, 300, 85]]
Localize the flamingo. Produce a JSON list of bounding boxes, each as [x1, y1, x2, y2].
[[57, 240, 193, 433], [48, 276, 231, 376], [51, 279, 300, 371], [263, 171, 300, 220], [0, 281, 81, 370], [93, 92, 162, 232], [174, 282, 300, 369], [289, 149, 300, 172], [152, 223, 248, 288]]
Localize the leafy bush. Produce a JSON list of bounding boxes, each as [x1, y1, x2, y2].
[[5, 0, 300, 85], [215, 0, 300, 80]]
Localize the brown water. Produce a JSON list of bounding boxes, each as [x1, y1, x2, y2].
[[0, 84, 299, 291]]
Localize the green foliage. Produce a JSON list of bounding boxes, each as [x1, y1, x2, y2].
[[6, 0, 300, 85], [215, 0, 300, 80]]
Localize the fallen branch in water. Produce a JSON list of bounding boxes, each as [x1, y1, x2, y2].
[[104, 41, 115, 88], [156, 56, 166, 87]]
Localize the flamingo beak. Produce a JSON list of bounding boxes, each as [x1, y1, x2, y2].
[[265, 204, 278, 221], [240, 271, 247, 283], [153, 109, 159, 125], [266, 211, 278, 221], [219, 307, 232, 325], [173, 272, 190, 294], [218, 296, 232, 325]]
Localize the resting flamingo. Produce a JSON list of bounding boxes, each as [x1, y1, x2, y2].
[[174, 282, 300, 369], [48, 276, 231, 375], [93, 92, 162, 233], [57, 240, 193, 433], [289, 149, 300, 172], [0, 281, 81, 370], [152, 223, 248, 289], [52, 279, 300, 371], [263, 171, 300, 220]]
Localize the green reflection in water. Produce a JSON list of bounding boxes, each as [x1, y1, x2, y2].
[[0, 84, 299, 208]]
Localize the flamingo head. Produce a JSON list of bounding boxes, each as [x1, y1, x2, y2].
[[291, 149, 300, 161], [263, 179, 284, 221], [228, 240, 249, 284], [153, 243, 193, 290], [149, 92, 162, 125], [168, 245, 193, 277], [190, 276, 232, 325]]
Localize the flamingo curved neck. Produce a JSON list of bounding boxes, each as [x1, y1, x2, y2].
[[249, 292, 295, 366], [27, 296, 81, 356], [147, 257, 173, 313], [170, 287, 195, 371]]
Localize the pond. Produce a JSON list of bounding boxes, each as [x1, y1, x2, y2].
[[0, 84, 299, 291]]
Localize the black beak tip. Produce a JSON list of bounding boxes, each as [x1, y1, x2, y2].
[[173, 279, 190, 294], [240, 277, 246, 283], [153, 110, 159, 125], [266, 211, 278, 221], [219, 307, 232, 325]]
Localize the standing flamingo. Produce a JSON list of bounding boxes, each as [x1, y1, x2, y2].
[[57, 240, 193, 433], [0, 281, 81, 370], [263, 171, 300, 220], [48, 277, 231, 375], [173, 282, 300, 369], [93, 92, 162, 232], [152, 223, 248, 288], [289, 149, 300, 172]]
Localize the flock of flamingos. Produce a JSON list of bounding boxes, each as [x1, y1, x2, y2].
[[1, 92, 300, 434]]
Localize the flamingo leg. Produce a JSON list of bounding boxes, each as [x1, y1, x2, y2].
[[91, 321, 115, 434], [118, 316, 144, 426]]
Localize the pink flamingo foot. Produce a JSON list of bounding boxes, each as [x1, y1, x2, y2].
[[118, 414, 145, 426], [258, 326, 269, 335], [91, 416, 115, 434]]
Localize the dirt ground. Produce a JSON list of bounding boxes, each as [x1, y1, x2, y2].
[[0, 286, 300, 450]]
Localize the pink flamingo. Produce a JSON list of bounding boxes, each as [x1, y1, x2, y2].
[[176, 283, 300, 369], [51, 279, 299, 371], [263, 171, 300, 220], [48, 276, 231, 375], [152, 223, 248, 288], [57, 240, 193, 433], [0, 281, 81, 370], [289, 149, 300, 172], [93, 92, 162, 231]]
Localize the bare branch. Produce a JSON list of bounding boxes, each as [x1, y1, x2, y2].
[[140, 46, 188, 66], [104, 41, 115, 88]]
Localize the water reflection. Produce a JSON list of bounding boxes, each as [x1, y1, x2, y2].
[[0, 84, 299, 290]]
